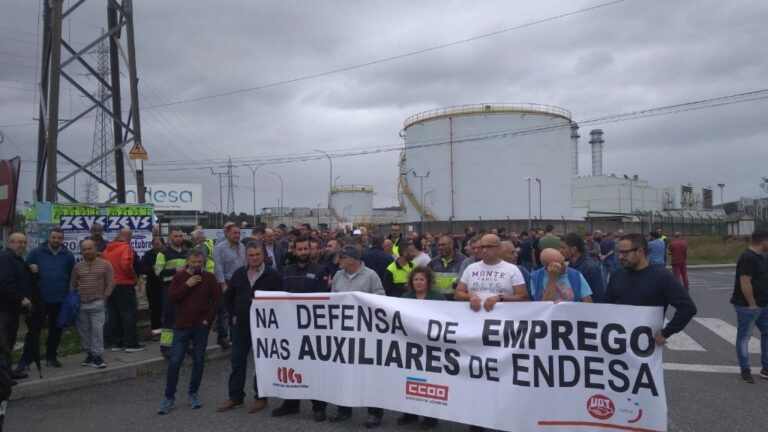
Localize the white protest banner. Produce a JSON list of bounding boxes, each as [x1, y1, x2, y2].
[[251, 292, 667, 432]]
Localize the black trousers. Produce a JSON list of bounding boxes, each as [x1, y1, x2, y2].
[[20, 302, 63, 362], [105, 285, 138, 348], [146, 282, 163, 331], [336, 406, 383, 418], [0, 313, 19, 369]]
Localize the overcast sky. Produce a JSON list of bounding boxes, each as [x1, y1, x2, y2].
[[1, 0, 766, 214]]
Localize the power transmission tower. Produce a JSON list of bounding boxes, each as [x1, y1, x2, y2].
[[86, 33, 116, 203], [36, 0, 147, 203], [225, 158, 235, 215]]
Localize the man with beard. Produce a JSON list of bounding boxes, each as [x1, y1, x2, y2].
[[606, 233, 696, 347], [271, 237, 329, 421]]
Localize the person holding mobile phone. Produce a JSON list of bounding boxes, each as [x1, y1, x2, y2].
[[158, 249, 220, 414]]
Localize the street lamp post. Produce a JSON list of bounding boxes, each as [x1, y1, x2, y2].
[[269, 172, 284, 227], [524, 177, 531, 230], [245, 164, 263, 226], [315, 149, 333, 228], [717, 183, 725, 204], [412, 170, 430, 235], [535, 178, 542, 220]]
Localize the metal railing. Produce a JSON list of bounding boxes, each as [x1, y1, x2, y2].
[[404, 103, 572, 129]]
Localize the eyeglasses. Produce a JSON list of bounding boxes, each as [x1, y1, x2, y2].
[[617, 247, 640, 256], [479, 244, 499, 250]]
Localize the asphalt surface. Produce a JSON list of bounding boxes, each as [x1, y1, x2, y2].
[[5, 268, 768, 432]]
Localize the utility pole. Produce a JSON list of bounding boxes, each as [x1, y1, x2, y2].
[[524, 177, 531, 230], [315, 149, 332, 228], [37, 0, 146, 203], [269, 172, 284, 227], [225, 158, 235, 215], [209, 167, 226, 227], [245, 164, 263, 226], [535, 178, 542, 220], [412, 170, 430, 235]]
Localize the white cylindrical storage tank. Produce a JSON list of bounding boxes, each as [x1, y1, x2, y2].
[[401, 103, 574, 222], [330, 184, 374, 223]]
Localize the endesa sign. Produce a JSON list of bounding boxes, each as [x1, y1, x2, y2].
[[99, 183, 202, 211]]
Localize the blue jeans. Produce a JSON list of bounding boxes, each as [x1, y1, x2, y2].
[[734, 305, 768, 370], [164, 324, 209, 400], [227, 324, 260, 402]]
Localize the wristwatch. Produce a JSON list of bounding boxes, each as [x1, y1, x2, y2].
[[498, 294, 504, 302]]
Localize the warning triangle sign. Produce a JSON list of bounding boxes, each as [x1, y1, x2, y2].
[[128, 141, 148, 161]]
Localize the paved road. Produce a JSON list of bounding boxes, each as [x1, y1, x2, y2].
[[5, 268, 768, 432]]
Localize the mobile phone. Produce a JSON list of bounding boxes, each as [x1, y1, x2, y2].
[[194, 268, 202, 276]]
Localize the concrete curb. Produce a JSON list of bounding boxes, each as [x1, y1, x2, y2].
[[10, 345, 229, 401]]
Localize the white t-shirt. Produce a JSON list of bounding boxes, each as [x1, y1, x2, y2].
[[413, 252, 431, 268], [459, 260, 525, 300]]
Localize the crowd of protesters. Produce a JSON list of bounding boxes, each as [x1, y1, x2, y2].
[[6, 218, 768, 429]]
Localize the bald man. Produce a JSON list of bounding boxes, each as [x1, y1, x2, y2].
[[529, 248, 593, 303], [0, 233, 38, 379], [455, 234, 528, 312]]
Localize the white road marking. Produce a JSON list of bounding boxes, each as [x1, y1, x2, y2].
[[664, 320, 705, 351], [664, 363, 765, 374], [694, 317, 761, 353]]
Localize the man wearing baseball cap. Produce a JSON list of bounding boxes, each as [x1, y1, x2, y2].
[[329, 245, 385, 428]]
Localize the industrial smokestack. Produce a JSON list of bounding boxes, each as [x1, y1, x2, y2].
[[589, 129, 604, 177], [570, 122, 580, 177]]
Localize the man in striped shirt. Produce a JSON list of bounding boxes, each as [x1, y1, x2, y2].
[[71, 240, 114, 369]]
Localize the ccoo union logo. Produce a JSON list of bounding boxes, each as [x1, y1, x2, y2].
[[586, 394, 615, 420], [277, 367, 302, 384], [405, 376, 449, 402]]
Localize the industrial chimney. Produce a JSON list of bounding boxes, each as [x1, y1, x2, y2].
[[570, 122, 580, 177], [589, 129, 604, 177]]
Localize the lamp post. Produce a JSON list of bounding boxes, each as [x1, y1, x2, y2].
[[208, 167, 225, 226], [717, 183, 725, 204], [524, 177, 531, 230], [412, 170, 430, 235], [245, 164, 263, 226], [316, 203, 321, 227], [269, 172, 284, 227], [535, 178, 542, 220], [314, 149, 332, 228]]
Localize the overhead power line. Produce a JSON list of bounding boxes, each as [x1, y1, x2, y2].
[[139, 88, 768, 172], [144, 0, 629, 110]]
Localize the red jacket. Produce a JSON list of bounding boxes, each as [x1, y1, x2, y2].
[[102, 241, 136, 285]]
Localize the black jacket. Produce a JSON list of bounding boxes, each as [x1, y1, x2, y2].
[[0, 249, 38, 315], [282, 262, 329, 294], [361, 247, 394, 285], [139, 249, 164, 291], [226, 265, 282, 329]]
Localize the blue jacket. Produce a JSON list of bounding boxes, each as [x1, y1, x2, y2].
[[571, 253, 605, 303], [26, 243, 76, 303]]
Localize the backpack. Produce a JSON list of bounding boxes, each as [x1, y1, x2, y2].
[[530, 267, 582, 302], [57, 289, 81, 328]]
